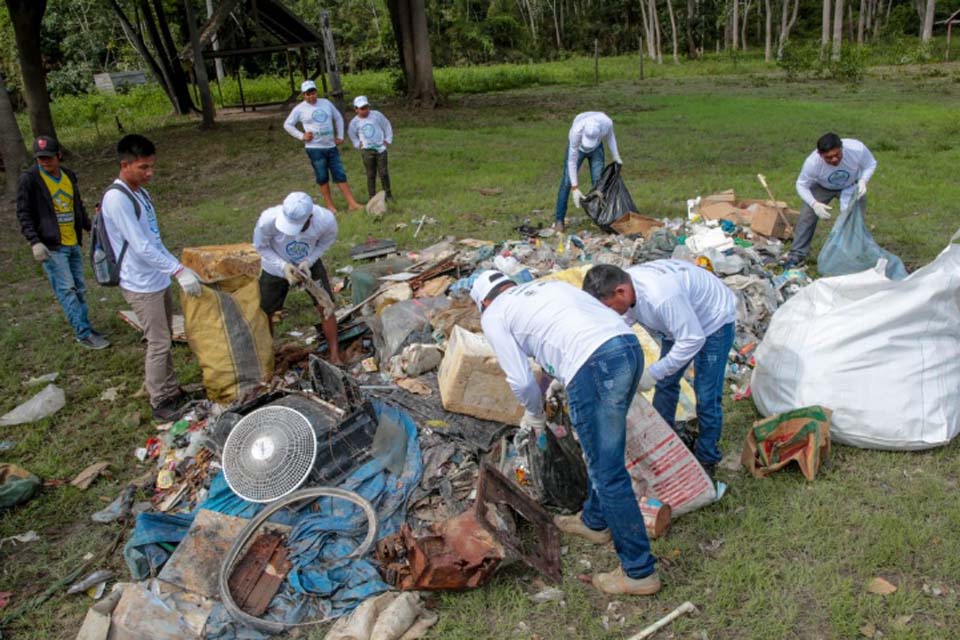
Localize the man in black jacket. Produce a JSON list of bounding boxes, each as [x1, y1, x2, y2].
[[17, 136, 109, 349]]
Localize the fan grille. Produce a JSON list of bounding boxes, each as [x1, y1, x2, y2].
[[222, 405, 318, 503]]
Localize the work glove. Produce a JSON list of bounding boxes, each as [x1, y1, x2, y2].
[[812, 202, 833, 220], [283, 262, 306, 285], [519, 410, 547, 431], [639, 368, 657, 392], [613, 154, 623, 165], [31, 243, 50, 262], [175, 267, 202, 297], [572, 188, 585, 209], [856, 179, 868, 200], [296, 259, 312, 277]]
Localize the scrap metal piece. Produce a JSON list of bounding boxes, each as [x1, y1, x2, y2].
[[157, 510, 249, 598], [309, 355, 363, 409], [227, 531, 292, 617], [474, 460, 562, 584]]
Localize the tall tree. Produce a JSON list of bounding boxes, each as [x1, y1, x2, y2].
[[821, 0, 832, 56], [183, 0, 214, 127], [831, 0, 844, 59], [0, 67, 28, 199], [764, 0, 773, 60], [777, 0, 800, 57], [4, 0, 57, 140], [921, 0, 936, 41], [666, 0, 681, 62], [387, 0, 439, 106]]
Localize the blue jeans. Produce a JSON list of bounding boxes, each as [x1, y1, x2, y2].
[[42, 244, 92, 340], [306, 147, 348, 185], [566, 334, 656, 579], [652, 322, 736, 465], [554, 145, 605, 224]]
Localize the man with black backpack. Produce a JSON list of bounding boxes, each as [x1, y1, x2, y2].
[[98, 134, 202, 421], [16, 135, 109, 349]]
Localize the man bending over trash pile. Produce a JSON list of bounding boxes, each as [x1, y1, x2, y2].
[[584, 261, 737, 478], [471, 271, 659, 596], [554, 111, 622, 232], [254, 191, 342, 364]]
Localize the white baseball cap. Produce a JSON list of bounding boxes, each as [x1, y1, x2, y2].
[[580, 121, 601, 151], [353, 95, 370, 108], [300, 80, 318, 93], [470, 270, 511, 311], [277, 192, 314, 235]]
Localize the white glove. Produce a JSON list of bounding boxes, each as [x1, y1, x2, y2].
[[856, 179, 867, 199], [613, 154, 623, 165], [31, 243, 50, 262], [639, 368, 657, 392], [547, 378, 564, 399], [519, 410, 547, 431], [572, 188, 584, 208], [283, 262, 306, 286], [175, 267, 202, 297], [296, 260, 312, 278], [812, 202, 833, 220]]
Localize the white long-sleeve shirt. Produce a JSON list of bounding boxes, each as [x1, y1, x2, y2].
[[101, 179, 182, 294], [796, 138, 877, 208], [284, 99, 344, 149], [567, 112, 620, 186], [622, 260, 737, 381], [481, 280, 634, 417], [348, 111, 393, 152], [253, 204, 337, 278]]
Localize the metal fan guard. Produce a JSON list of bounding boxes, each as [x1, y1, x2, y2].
[[222, 405, 318, 503]]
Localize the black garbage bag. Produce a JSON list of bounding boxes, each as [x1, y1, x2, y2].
[[581, 162, 638, 230]]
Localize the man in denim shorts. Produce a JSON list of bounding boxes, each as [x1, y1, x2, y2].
[[284, 80, 361, 213]]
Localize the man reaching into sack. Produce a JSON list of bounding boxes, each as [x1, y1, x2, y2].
[[254, 191, 342, 365], [584, 261, 737, 477], [471, 271, 659, 596], [782, 132, 877, 269], [554, 111, 622, 232]]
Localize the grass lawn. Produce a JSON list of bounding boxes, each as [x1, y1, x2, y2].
[[1, 61, 959, 639]]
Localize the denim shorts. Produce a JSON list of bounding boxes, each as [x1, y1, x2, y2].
[[306, 147, 347, 185]]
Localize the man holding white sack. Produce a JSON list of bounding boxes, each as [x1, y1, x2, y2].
[[583, 261, 737, 477], [783, 132, 877, 268], [471, 271, 659, 596]]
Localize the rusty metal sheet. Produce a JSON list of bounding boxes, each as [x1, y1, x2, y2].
[[158, 509, 249, 598], [227, 531, 291, 617]]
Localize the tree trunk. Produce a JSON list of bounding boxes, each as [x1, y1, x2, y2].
[[4, 0, 57, 140], [387, 0, 437, 107], [138, 0, 195, 114], [764, 0, 772, 60], [831, 0, 844, 60], [741, 0, 752, 49], [857, 0, 866, 43], [666, 0, 680, 62], [777, 0, 799, 57], [183, 0, 215, 127], [649, 0, 663, 62], [639, 0, 658, 58], [732, 0, 740, 50], [387, 0, 416, 92], [108, 0, 177, 110], [551, 0, 562, 48], [821, 0, 832, 56], [921, 0, 935, 41], [0, 68, 28, 199], [686, 0, 698, 57]]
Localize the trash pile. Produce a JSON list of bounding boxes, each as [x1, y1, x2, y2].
[[64, 195, 823, 639]]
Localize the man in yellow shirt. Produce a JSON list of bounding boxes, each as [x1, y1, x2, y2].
[[16, 136, 108, 349]]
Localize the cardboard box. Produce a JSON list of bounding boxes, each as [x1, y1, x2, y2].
[[181, 243, 261, 283], [698, 201, 746, 224], [610, 213, 665, 239], [739, 200, 799, 238], [438, 326, 539, 426]]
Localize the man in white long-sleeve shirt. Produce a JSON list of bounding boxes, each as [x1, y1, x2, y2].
[[284, 80, 361, 213], [584, 261, 737, 476], [554, 111, 622, 231], [100, 134, 202, 421], [472, 272, 659, 596], [784, 132, 878, 268], [254, 191, 342, 364], [348, 95, 394, 200]]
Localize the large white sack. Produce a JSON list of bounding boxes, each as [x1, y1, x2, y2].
[[752, 233, 960, 450]]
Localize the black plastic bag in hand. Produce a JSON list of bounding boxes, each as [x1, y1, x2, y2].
[[581, 162, 638, 230]]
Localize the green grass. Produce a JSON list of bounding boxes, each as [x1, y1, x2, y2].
[[1, 60, 960, 639]]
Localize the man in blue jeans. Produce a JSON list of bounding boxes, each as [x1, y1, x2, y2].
[[16, 135, 109, 349], [471, 271, 659, 596], [284, 80, 361, 213], [584, 261, 737, 476], [554, 111, 622, 232]]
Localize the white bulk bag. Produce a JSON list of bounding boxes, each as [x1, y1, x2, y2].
[[752, 232, 960, 450]]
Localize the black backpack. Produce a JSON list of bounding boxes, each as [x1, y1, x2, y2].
[[90, 182, 147, 287]]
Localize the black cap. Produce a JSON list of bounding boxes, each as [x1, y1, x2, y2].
[[33, 135, 60, 158]]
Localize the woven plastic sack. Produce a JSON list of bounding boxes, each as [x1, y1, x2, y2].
[[741, 406, 831, 480], [817, 195, 907, 280]]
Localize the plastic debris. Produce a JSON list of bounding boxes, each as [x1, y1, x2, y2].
[[67, 570, 115, 595], [0, 383, 66, 426]]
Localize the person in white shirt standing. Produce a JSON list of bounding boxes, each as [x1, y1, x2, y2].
[[784, 132, 878, 268], [554, 111, 622, 232], [254, 192, 342, 365], [583, 261, 737, 477], [100, 134, 202, 421], [284, 80, 361, 213], [471, 272, 660, 596], [348, 96, 393, 200]]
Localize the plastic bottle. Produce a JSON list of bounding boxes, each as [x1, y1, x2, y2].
[[93, 246, 111, 283]]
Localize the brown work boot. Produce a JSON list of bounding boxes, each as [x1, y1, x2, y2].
[[553, 513, 612, 544], [592, 567, 661, 596]]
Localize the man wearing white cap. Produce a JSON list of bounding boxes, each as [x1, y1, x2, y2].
[[348, 96, 394, 200], [554, 111, 622, 231], [284, 80, 361, 213], [471, 271, 659, 596], [254, 191, 342, 364]]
